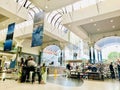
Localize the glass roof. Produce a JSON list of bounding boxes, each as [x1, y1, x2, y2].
[[95, 36, 120, 48], [1, 0, 105, 40], [46, 0, 104, 36], [42, 45, 61, 64], [16, 0, 43, 19], [43, 45, 61, 55]]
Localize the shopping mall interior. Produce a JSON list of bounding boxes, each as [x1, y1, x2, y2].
[[0, 0, 120, 90]]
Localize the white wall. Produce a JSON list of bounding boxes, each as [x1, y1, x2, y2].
[[69, 32, 81, 45], [62, 0, 120, 25], [22, 39, 40, 55], [44, 19, 69, 42]]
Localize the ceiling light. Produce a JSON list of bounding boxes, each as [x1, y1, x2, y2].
[[110, 20, 113, 23], [100, 0, 104, 2], [112, 25, 115, 28], [45, 5, 48, 9], [3, 24, 5, 26], [68, 25, 71, 27], [90, 19, 93, 22], [97, 28, 100, 31], [94, 24, 97, 26]]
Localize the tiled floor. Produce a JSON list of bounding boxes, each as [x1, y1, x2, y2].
[[0, 78, 120, 90]]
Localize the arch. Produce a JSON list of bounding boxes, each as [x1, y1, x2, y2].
[[43, 45, 61, 55], [42, 45, 61, 65], [95, 36, 120, 48]]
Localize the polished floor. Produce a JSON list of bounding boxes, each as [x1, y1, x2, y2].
[[0, 78, 120, 90], [47, 76, 83, 87]]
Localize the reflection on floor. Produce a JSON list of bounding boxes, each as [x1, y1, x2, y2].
[[47, 76, 83, 87], [0, 78, 120, 90]]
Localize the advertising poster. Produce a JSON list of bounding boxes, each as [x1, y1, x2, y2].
[[4, 23, 15, 51], [31, 25, 43, 47], [31, 12, 44, 47]]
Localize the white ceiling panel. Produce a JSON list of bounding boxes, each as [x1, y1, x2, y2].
[[30, 0, 80, 12], [80, 16, 120, 34]]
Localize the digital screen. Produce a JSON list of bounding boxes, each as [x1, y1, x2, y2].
[[31, 25, 43, 47], [4, 23, 15, 51]]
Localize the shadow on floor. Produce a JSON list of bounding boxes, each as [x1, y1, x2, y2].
[[47, 76, 84, 87]]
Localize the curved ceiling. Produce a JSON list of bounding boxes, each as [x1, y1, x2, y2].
[[95, 36, 120, 48], [16, 0, 43, 19], [43, 45, 61, 55]]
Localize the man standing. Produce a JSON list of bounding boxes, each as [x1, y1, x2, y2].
[[66, 62, 71, 77], [109, 62, 115, 79], [117, 61, 120, 80]]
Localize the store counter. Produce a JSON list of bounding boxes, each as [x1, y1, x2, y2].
[[87, 72, 101, 80]]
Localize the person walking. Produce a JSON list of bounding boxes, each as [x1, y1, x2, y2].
[[41, 63, 47, 84], [117, 61, 120, 80], [66, 62, 71, 78], [109, 62, 115, 79], [32, 64, 41, 84]]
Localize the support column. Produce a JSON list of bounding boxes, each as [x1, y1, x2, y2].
[[89, 46, 92, 64], [93, 47, 96, 64], [14, 39, 24, 67], [38, 51, 42, 65], [100, 50, 102, 62], [88, 42, 95, 64], [97, 49, 102, 63], [38, 47, 44, 65], [60, 42, 66, 66], [60, 50, 63, 65], [97, 50, 100, 62]]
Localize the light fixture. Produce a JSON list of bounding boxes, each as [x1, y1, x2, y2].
[[94, 23, 97, 26], [3, 24, 5, 26], [68, 25, 71, 27], [45, 0, 48, 9], [110, 20, 113, 23], [112, 25, 115, 28], [45, 5, 48, 9], [90, 19, 93, 22], [97, 28, 100, 31]]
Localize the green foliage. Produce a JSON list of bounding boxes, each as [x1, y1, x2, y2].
[[0, 42, 4, 47], [108, 52, 120, 61]]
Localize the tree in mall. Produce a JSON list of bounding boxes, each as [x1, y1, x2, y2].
[[108, 52, 120, 61]]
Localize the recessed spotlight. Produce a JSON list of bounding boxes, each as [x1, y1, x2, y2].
[[90, 19, 93, 22], [3, 24, 5, 26], [110, 20, 113, 23], [45, 5, 48, 9], [100, 0, 104, 2], [94, 24, 97, 26], [97, 28, 100, 31], [68, 25, 71, 27], [112, 25, 115, 28]]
